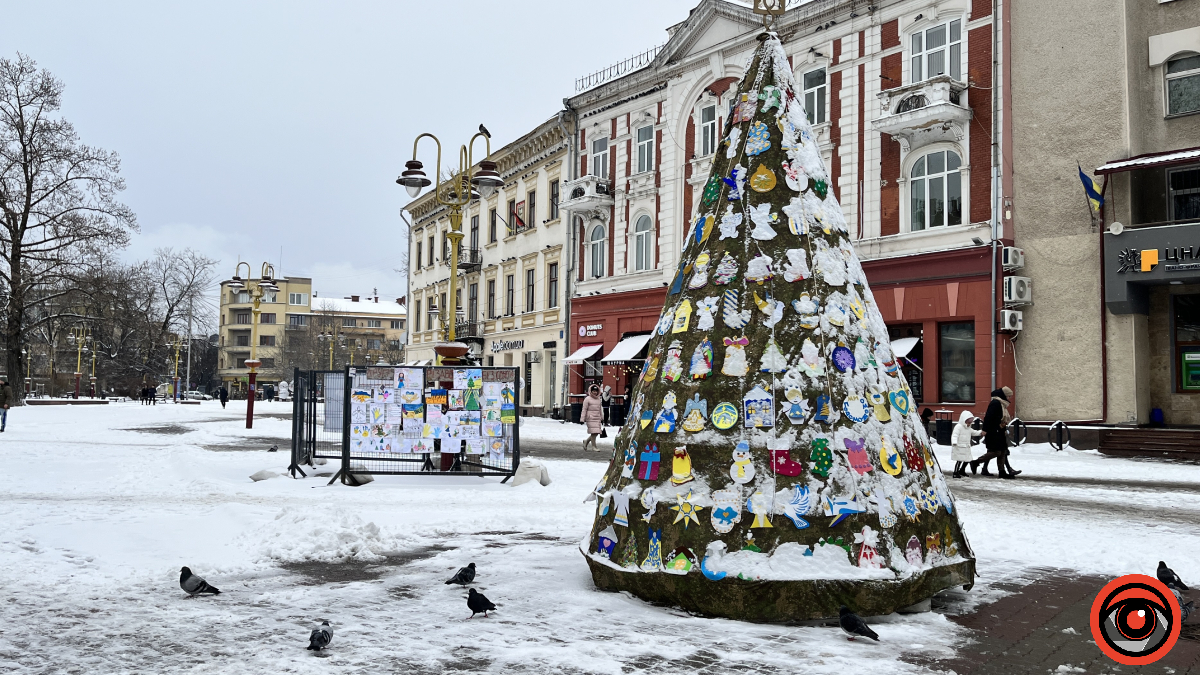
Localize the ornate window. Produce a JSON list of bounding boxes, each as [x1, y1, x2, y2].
[[633, 215, 654, 271], [588, 223, 607, 278], [591, 137, 609, 179], [1167, 53, 1200, 117], [700, 105, 717, 156], [911, 19, 962, 82], [636, 126, 654, 173], [910, 149, 963, 231]]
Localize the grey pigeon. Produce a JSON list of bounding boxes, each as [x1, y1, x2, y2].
[[838, 605, 879, 641], [445, 562, 476, 585], [1158, 560, 1189, 590], [478, 124, 491, 139], [467, 588, 496, 618], [179, 566, 220, 596], [268, 445, 278, 452], [1172, 588, 1194, 622], [307, 621, 333, 651]]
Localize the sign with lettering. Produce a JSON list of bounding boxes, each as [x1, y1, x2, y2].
[[491, 339, 525, 352], [578, 323, 603, 338], [1105, 222, 1200, 315]]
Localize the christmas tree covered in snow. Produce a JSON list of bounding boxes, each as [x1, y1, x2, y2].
[[581, 33, 975, 621]]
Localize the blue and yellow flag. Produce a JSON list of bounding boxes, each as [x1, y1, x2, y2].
[[1078, 164, 1105, 213]]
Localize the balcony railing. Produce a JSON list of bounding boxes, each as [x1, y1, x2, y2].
[[560, 175, 616, 212], [872, 75, 972, 153]]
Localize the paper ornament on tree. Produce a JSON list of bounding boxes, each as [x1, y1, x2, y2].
[[638, 444, 660, 481], [688, 253, 711, 289], [670, 446, 694, 485], [855, 526, 883, 569], [710, 489, 742, 534], [721, 336, 750, 376], [845, 437, 873, 474], [729, 440, 756, 484], [747, 489, 774, 528], [597, 526, 617, 559], [778, 485, 812, 528], [621, 440, 638, 479], [809, 438, 833, 478], [690, 339, 713, 380], [714, 252, 738, 284], [641, 529, 663, 571], [661, 341, 684, 383], [681, 394, 708, 432]]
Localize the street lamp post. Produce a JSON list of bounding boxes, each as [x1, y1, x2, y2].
[[396, 125, 500, 364], [226, 262, 279, 429], [68, 325, 90, 400], [167, 335, 183, 402], [22, 348, 30, 398], [90, 347, 97, 398]]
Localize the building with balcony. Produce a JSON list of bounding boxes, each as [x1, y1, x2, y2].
[[406, 116, 570, 417], [217, 276, 313, 390]]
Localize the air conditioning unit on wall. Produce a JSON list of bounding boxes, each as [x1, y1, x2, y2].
[[1000, 309, 1024, 332], [1003, 276, 1033, 305], [525, 351, 542, 364], [1002, 246, 1025, 270]]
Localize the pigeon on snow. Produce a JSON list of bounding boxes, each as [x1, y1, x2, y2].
[[179, 567, 220, 596], [445, 563, 476, 585], [307, 621, 333, 651], [838, 606, 879, 641], [268, 445, 278, 453], [1158, 560, 1189, 590], [467, 588, 497, 618]]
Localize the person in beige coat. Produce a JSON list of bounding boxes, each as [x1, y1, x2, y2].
[[950, 410, 980, 478], [580, 385, 604, 452]]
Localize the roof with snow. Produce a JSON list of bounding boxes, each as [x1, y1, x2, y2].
[[1096, 146, 1200, 174], [312, 297, 406, 317]]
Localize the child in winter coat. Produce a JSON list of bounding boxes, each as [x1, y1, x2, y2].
[[950, 410, 981, 478]]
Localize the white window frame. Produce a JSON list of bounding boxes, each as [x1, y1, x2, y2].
[[907, 148, 964, 232], [288, 292, 308, 306], [366, 319, 381, 328], [342, 317, 357, 328], [390, 319, 402, 329], [909, 18, 963, 83], [636, 125, 654, 174], [1166, 52, 1200, 117], [802, 67, 827, 125], [633, 215, 654, 272], [591, 137, 609, 179], [588, 223, 607, 278], [700, 105, 718, 156]]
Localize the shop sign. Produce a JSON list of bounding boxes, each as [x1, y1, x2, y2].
[[492, 339, 525, 352], [578, 323, 603, 338], [1104, 222, 1200, 315], [1117, 246, 1200, 274]]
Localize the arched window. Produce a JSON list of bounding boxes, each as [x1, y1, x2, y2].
[[589, 223, 607, 278], [633, 215, 654, 271], [910, 149, 962, 231], [1166, 52, 1200, 117]]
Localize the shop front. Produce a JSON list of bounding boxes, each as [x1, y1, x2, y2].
[[483, 327, 562, 418]]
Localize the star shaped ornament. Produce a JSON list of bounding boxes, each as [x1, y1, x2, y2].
[[671, 490, 705, 529]]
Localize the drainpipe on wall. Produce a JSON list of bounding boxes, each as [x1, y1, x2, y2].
[[557, 104, 577, 415], [989, 0, 1003, 395]]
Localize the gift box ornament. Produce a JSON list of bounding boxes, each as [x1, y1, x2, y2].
[[745, 121, 772, 156], [722, 290, 751, 331], [660, 341, 684, 384], [670, 446, 694, 485], [729, 440, 756, 484], [638, 444, 660, 481], [690, 339, 714, 380], [714, 252, 739, 285], [809, 437, 834, 477], [779, 485, 812, 528], [682, 394, 708, 432], [688, 253, 711, 289], [743, 385, 774, 428], [711, 488, 743, 534], [655, 392, 678, 433], [844, 437, 873, 474], [597, 526, 618, 559], [711, 402, 738, 430], [641, 528, 664, 571], [732, 92, 757, 124], [721, 335, 750, 376], [747, 489, 774, 528]]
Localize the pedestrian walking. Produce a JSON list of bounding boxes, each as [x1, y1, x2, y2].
[[950, 410, 980, 478], [218, 386, 228, 409], [970, 386, 1021, 478], [580, 385, 604, 452], [600, 384, 612, 426], [0, 377, 12, 432]]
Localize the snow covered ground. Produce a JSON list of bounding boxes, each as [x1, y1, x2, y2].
[[0, 403, 1195, 673]]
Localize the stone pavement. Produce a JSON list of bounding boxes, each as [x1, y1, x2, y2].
[[907, 570, 1200, 674]]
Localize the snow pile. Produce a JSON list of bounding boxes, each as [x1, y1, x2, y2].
[[252, 507, 408, 563], [707, 541, 895, 581]]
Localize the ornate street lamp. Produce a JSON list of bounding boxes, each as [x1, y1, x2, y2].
[[68, 325, 91, 399], [227, 261, 279, 428], [166, 334, 184, 402], [397, 125, 497, 364]]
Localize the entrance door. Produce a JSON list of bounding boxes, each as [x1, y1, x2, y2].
[[546, 350, 557, 411], [888, 324, 924, 403]]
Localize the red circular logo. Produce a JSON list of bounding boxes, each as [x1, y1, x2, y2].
[[1090, 574, 1181, 665]]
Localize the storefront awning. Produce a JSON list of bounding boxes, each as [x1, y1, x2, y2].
[[1096, 146, 1200, 175], [601, 334, 652, 363], [562, 343, 603, 364]]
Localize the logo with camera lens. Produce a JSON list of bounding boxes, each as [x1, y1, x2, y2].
[[1090, 574, 1181, 665]]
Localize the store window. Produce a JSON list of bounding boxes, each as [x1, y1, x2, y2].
[[910, 149, 963, 231], [589, 223, 607, 278], [591, 137, 609, 179], [636, 125, 654, 174], [633, 215, 654, 272], [700, 105, 718, 156], [1166, 53, 1200, 117], [910, 19, 962, 82], [939, 322, 975, 402], [803, 68, 827, 125], [1169, 166, 1200, 221], [1174, 294, 1200, 391]]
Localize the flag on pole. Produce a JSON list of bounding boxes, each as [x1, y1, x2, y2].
[[1078, 164, 1105, 213]]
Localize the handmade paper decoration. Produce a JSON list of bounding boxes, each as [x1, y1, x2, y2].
[[711, 489, 742, 534], [654, 391, 678, 433], [641, 529, 663, 571], [642, 355, 659, 383], [729, 440, 756, 484], [688, 253, 711, 289], [845, 437, 873, 474], [809, 438, 833, 477], [925, 533, 942, 563], [721, 336, 750, 376], [750, 164, 777, 193], [612, 491, 632, 528], [879, 437, 903, 476], [597, 526, 618, 559], [618, 539, 640, 569], [905, 535, 923, 568], [936, 482, 954, 515], [903, 435, 926, 472], [621, 440, 638, 479], [919, 487, 941, 515], [889, 389, 911, 417], [670, 446, 694, 485], [944, 526, 959, 557], [671, 491, 704, 529], [584, 33, 971, 623], [843, 396, 870, 423], [710, 402, 738, 430], [672, 301, 693, 334], [638, 444, 660, 481], [743, 386, 774, 428], [681, 394, 708, 432], [779, 485, 812, 528], [639, 409, 653, 429], [701, 554, 727, 581], [660, 341, 684, 383], [714, 252, 738, 285], [745, 120, 771, 155]]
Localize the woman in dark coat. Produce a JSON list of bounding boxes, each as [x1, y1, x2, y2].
[[970, 386, 1021, 478]]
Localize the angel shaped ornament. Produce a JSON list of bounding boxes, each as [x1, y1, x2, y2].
[[681, 394, 708, 432], [718, 211, 743, 240], [746, 254, 774, 284], [655, 391, 679, 433], [753, 291, 784, 329], [749, 203, 778, 240], [721, 336, 750, 377], [689, 339, 713, 380], [854, 526, 884, 569], [714, 253, 738, 285], [695, 296, 719, 330], [746, 489, 774, 528], [799, 338, 825, 377], [724, 126, 742, 159], [660, 340, 684, 383], [760, 337, 787, 373], [783, 248, 810, 282], [687, 253, 711, 290], [784, 389, 810, 424]]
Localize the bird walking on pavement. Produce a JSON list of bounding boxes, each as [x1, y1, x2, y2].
[[467, 588, 497, 618], [1159, 560, 1189, 590], [838, 606, 879, 641], [179, 567, 221, 596], [307, 621, 333, 651], [445, 562, 476, 585]]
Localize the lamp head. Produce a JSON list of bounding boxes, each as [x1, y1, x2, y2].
[[472, 160, 503, 199], [228, 276, 246, 291], [397, 159, 431, 198]]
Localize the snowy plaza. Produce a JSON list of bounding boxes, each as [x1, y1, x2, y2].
[[0, 400, 1197, 673]]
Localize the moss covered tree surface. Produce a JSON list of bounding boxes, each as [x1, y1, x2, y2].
[[582, 33, 976, 621]]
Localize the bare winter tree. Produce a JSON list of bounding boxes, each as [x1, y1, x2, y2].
[[0, 54, 137, 402]]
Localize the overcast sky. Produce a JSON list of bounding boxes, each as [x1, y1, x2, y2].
[[0, 0, 705, 307]]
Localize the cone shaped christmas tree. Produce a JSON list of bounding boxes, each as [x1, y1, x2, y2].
[[581, 33, 975, 621]]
